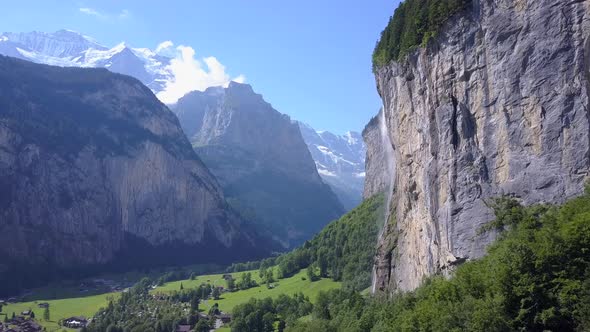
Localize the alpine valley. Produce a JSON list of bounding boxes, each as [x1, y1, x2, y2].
[[2, 1, 590, 332]]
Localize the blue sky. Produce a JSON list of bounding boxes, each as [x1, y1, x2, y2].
[[2, 0, 401, 133]]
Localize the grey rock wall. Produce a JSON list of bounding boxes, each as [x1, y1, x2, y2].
[[370, 0, 590, 292], [0, 56, 261, 269]]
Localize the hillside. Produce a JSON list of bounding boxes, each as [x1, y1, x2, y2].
[[265, 195, 383, 291]]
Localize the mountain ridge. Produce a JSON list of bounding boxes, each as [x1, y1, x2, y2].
[[173, 82, 345, 248], [0, 29, 174, 98]]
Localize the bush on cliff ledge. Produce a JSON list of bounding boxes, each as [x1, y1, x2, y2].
[[372, 0, 471, 71]]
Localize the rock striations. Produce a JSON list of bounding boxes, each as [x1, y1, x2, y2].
[[368, 0, 590, 292], [0, 56, 266, 289], [173, 82, 345, 248]]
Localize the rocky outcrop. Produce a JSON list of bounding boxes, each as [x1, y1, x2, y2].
[[370, 0, 590, 292], [0, 56, 267, 285], [173, 83, 345, 247], [298, 122, 366, 211]]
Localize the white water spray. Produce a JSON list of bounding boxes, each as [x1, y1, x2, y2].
[[371, 107, 396, 294]]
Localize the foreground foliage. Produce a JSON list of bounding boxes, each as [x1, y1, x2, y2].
[[372, 0, 471, 70], [280, 190, 590, 331], [231, 294, 312, 332]]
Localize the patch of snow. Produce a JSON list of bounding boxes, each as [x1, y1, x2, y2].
[[318, 168, 337, 177], [16, 47, 79, 66], [345, 131, 359, 145], [316, 145, 356, 166]]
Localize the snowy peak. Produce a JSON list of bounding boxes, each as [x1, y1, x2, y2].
[[298, 122, 366, 210], [0, 30, 172, 96], [299, 122, 365, 175], [1, 30, 105, 58]]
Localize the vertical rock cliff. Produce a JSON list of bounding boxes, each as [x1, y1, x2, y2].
[[173, 83, 345, 247], [369, 0, 590, 292], [0, 56, 267, 292]]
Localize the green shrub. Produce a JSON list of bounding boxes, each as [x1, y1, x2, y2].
[[372, 0, 472, 71]]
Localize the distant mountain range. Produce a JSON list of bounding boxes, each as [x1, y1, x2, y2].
[[0, 30, 173, 95], [298, 123, 366, 210]]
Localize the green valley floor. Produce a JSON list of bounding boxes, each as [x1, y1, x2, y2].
[[1, 268, 340, 331]]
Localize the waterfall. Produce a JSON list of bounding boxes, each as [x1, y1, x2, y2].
[[371, 107, 396, 294]]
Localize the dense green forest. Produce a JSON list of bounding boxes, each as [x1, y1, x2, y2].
[[236, 190, 590, 331], [372, 0, 471, 70], [231, 294, 312, 332], [271, 195, 383, 290]]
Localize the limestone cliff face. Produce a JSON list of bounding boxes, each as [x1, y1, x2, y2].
[[173, 83, 345, 247], [370, 0, 590, 292], [0, 56, 265, 273]]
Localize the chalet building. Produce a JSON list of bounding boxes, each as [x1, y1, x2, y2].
[[63, 316, 88, 328]]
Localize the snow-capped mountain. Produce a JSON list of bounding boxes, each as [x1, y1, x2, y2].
[[298, 122, 366, 210], [0, 30, 172, 94]]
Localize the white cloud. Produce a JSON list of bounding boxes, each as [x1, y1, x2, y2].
[[156, 45, 245, 104], [79, 7, 105, 19], [155, 41, 174, 54], [79, 7, 130, 20], [233, 74, 246, 84], [118, 9, 130, 19]]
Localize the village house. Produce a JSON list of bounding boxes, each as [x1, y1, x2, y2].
[[63, 316, 88, 329], [36, 303, 49, 309]]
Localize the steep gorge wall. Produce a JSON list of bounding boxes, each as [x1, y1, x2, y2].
[[370, 0, 590, 292], [0, 57, 263, 275]]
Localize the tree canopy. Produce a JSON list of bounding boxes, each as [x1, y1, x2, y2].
[[372, 0, 472, 70]]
